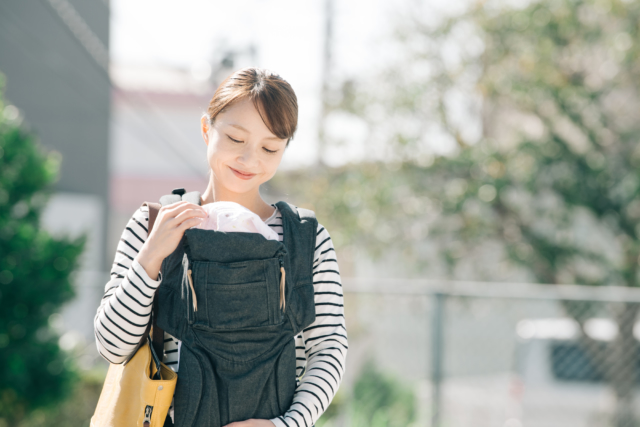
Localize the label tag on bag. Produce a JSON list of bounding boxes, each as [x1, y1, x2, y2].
[[143, 405, 153, 426]]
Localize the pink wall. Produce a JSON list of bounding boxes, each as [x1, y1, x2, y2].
[[110, 174, 209, 214]]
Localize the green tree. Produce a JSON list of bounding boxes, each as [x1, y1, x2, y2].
[[348, 359, 417, 427], [315, 358, 417, 427], [273, 0, 640, 424], [0, 74, 86, 426]]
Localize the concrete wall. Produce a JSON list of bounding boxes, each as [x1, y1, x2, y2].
[[0, 0, 111, 271]]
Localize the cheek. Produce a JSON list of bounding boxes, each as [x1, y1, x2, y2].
[[262, 154, 283, 178], [206, 144, 218, 169], [207, 136, 231, 167]]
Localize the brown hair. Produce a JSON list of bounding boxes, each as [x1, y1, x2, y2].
[[206, 67, 298, 146]]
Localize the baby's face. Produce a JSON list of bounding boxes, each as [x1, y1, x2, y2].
[[203, 98, 287, 197]]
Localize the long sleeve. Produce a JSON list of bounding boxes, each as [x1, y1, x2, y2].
[[271, 224, 348, 427], [94, 205, 162, 364]]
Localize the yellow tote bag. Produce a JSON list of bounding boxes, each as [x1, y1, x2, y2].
[[92, 202, 176, 426], [91, 333, 177, 427]]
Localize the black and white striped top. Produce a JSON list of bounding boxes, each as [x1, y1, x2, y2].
[[94, 204, 348, 427]]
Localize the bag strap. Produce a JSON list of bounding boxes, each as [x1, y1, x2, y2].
[[145, 202, 165, 361], [122, 202, 164, 366]]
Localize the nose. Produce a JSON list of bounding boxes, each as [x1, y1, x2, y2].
[[236, 142, 259, 168]]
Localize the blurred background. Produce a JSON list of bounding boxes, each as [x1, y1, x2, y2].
[[2, 0, 640, 426]]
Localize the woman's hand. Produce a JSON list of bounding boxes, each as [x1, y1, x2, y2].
[[137, 201, 208, 280], [223, 420, 276, 427]]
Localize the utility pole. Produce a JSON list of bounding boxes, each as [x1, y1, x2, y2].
[[317, 0, 334, 166], [431, 292, 445, 427]]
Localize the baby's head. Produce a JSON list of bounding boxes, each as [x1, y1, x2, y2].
[[193, 201, 279, 241]]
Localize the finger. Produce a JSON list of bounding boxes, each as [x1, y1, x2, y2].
[[157, 202, 187, 222], [161, 203, 206, 226], [161, 200, 207, 217], [175, 202, 207, 217], [174, 207, 208, 224], [178, 216, 205, 230]]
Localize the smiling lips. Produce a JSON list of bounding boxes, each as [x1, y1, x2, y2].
[[229, 166, 256, 180]]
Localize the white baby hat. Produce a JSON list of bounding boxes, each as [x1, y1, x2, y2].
[[192, 201, 279, 241]]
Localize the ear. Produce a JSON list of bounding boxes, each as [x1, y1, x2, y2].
[[201, 114, 210, 145]]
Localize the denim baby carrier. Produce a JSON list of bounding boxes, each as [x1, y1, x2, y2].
[[154, 188, 317, 426]]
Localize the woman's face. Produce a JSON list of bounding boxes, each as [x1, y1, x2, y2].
[[201, 97, 288, 197]]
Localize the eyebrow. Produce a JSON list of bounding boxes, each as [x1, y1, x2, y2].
[[228, 123, 283, 141]]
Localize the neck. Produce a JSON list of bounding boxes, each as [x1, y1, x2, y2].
[[201, 175, 274, 220]]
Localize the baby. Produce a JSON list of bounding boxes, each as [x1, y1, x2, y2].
[[182, 201, 280, 312], [192, 201, 279, 241]]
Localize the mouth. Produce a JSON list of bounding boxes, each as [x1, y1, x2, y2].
[[229, 166, 256, 180]]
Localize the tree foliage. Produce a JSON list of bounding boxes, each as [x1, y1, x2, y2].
[[272, 0, 640, 423], [315, 358, 417, 427], [275, 0, 640, 286], [0, 74, 86, 426]]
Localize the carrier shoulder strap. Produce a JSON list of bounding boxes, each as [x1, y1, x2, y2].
[[276, 201, 317, 222], [147, 188, 201, 358], [159, 188, 202, 207], [274, 201, 318, 287]]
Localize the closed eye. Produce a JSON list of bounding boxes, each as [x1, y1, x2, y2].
[[228, 134, 278, 154]]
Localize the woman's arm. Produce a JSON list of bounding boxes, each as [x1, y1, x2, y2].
[[271, 223, 348, 427], [94, 205, 162, 364]]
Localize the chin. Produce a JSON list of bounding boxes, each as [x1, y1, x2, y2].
[[225, 180, 262, 195]]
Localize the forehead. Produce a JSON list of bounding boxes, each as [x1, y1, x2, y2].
[[216, 98, 280, 138]]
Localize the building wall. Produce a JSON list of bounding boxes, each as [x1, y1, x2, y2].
[[0, 0, 110, 272], [0, 1, 111, 346]]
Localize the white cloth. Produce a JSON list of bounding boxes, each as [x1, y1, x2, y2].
[[192, 201, 279, 241]]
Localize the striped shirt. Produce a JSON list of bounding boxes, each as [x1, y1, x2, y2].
[[94, 203, 348, 427]]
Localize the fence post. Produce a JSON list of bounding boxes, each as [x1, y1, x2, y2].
[[431, 292, 445, 427]]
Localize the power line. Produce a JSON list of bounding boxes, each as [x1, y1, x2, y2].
[[45, 0, 109, 71], [0, 3, 109, 117], [1, 2, 203, 174]]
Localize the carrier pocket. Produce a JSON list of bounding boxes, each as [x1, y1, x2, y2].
[[191, 258, 284, 330], [208, 281, 270, 329]]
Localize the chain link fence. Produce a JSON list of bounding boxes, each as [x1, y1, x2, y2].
[[59, 274, 640, 426], [342, 279, 640, 427]]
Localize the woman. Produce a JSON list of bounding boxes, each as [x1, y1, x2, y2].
[[94, 68, 347, 427]]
